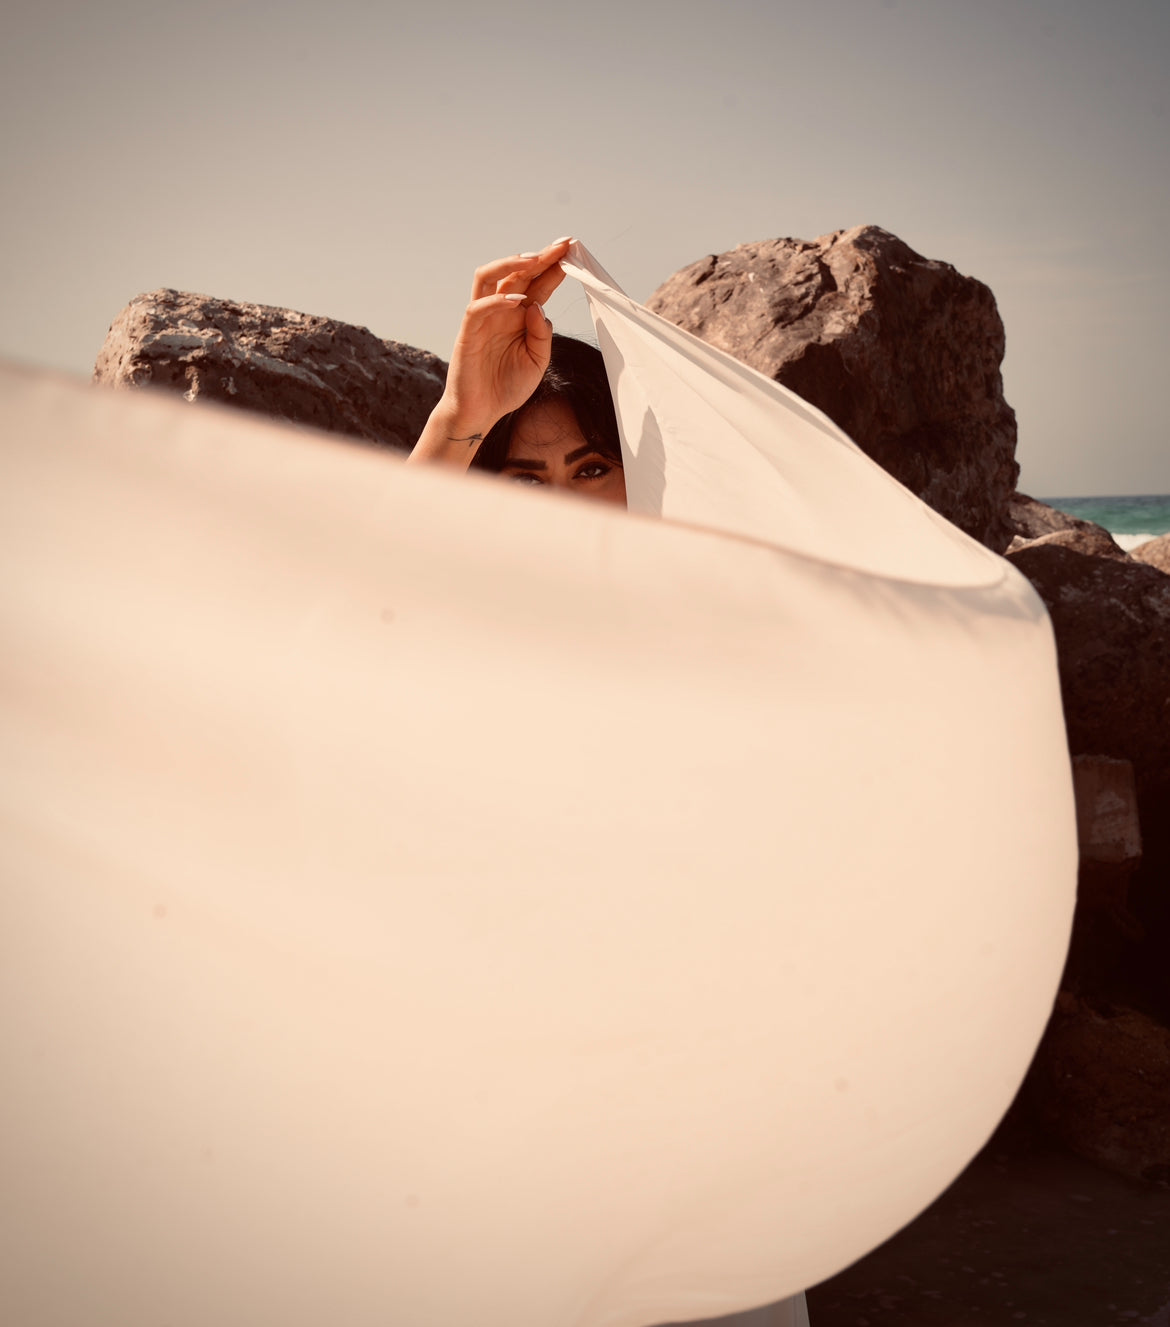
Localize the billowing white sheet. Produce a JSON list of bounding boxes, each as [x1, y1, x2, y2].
[[0, 245, 1076, 1327]]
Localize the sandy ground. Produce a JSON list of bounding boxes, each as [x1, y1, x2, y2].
[[804, 1103, 1170, 1327]]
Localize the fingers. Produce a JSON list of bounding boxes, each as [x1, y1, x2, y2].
[[473, 236, 569, 290], [459, 292, 553, 356], [460, 291, 534, 324], [443, 290, 554, 424], [470, 237, 572, 301], [471, 254, 536, 298], [523, 260, 566, 308], [452, 293, 551, 375], [523, 297, 553, 355]]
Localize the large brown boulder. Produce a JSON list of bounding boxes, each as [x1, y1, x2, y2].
[[1009, 524, 1128, 561], [1030, 993, 1170, 1185], [94, 289, 447, 453], [646, 224, 1019, 552], [1006, 491, 1120, 553], [1007, 538, 1170, 1016], [1130, 532, 1170, 574], [1005, 540, 1170, 817]]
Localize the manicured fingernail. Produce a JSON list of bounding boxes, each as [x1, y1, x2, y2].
[[553, 236, 572, 244], [519, 251, 538, 258], [504, 293, 526, 302]]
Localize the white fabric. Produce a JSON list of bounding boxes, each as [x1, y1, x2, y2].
[[0, 245, 1076, 1327], [562, 243, 992, 587]]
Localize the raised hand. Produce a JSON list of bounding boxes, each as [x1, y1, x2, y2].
[[410, 239, 571, 467]]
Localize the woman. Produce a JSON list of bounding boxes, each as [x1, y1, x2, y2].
[[409, 239, 810, 1327], [409, 238, 626, 507]]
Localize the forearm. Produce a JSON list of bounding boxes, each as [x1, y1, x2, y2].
[[408, 398, 500, 470]]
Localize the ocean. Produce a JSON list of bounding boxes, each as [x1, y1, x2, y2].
[[1038, 494, 1170, 552]]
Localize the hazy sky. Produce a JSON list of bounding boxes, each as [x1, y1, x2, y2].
[[2, 0, 1166, 496]]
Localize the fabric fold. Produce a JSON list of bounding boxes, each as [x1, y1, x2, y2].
[[0, 240, 1076, 1327]]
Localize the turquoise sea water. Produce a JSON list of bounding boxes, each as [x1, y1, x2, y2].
[[1038, 494, 1170, 551]]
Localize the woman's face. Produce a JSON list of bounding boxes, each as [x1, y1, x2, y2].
[[501, 400, 627, 507]]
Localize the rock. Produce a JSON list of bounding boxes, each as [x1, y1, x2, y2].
[[646, 224, 1019, 552], [1030, 993, 1170, 1185], [94, 289, 447, 453], [1073, 755, 1143, 869], [1006, 541, 1170, 828], [1130, 532, 1170, 574], [1007, 492, 1092, 540], [1008, 539, 1170, 1015], [1064, 756, 1144, 993], [1009, 524, 1129, 561], [1005, 492, 1121, 554]]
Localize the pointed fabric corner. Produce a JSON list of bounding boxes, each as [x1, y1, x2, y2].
[[562, 240, 998, 588]]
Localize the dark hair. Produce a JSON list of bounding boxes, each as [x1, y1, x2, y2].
[[469, 334, 622, 473]]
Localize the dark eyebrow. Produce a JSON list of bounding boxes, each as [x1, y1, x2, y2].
[[503, 445, 603, 471]]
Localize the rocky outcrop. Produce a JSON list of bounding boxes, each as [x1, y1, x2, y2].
[[1030, 993, 1170, 1186], [94, 289, 447, 453], [646, 225, 1019, 553], [1007, 538, 1170, 1029], [1008, 534, 1170, 1185], [1073, 755, 1143, 875], [1130, 532, 1170, 574], [1009, 524, 1129, 561], [1006, 492, 1122, 554], [997, 508, 1170, 1185], [1006, 541, 1170, 841], [1064, 756, 1144, 993]]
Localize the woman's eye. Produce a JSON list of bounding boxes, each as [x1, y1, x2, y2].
[[508, 471, 543, 485], [575, 462, 611, 480]]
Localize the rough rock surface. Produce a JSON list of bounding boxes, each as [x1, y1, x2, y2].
[[1006, 541, 1170, 837], [1130, 532, 1170, 574], [1005, 501, 1170, 1184], [646, 224, 1019, 552], [1073, 755, 1143, 871], [94, 289, 447, 452], [1006, 491, 1121, 554], [1009, 523, 1129, 561], [1030, 993, 1170, 1185], [1064, 756, 1144, 993], [1007, 538, 1170, 1019]]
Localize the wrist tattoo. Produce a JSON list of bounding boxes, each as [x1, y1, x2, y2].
[[447, 432, 484, 447]]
